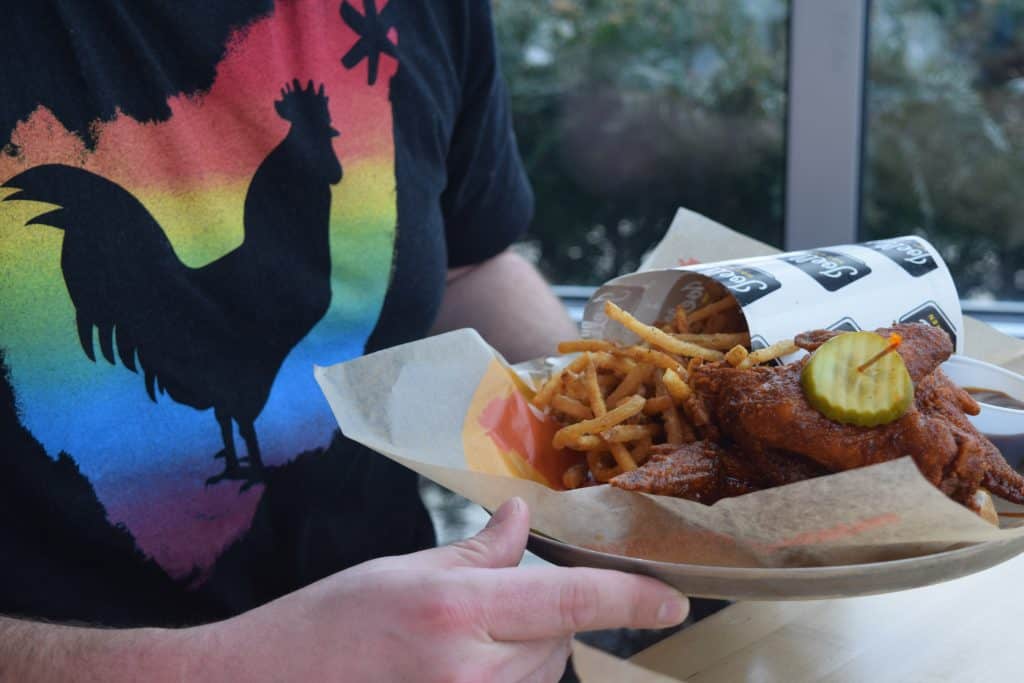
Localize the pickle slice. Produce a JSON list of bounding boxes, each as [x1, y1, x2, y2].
[[800, 331, 914, 427]]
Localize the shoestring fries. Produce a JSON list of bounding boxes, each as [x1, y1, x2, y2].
[[603, 301, 725, 362], [538, 297, 798, 489]]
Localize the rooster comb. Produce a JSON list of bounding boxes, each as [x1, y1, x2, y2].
[[275, 79, 331, 124]]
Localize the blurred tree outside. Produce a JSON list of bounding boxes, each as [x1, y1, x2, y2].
[[496, 1, 1024, 301], [493, 0, 789, 286], [864, 0, 1024, 300]]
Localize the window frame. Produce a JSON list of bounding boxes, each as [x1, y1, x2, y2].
[[528, 0, 1022, 332], [784, 0, 868, 250]]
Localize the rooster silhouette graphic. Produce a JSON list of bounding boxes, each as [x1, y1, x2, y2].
[[2, 80, 343, 487]]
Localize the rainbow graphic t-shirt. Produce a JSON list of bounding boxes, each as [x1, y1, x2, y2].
[[0, 0, 530, 625]]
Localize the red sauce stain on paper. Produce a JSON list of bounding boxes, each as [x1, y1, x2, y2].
[[479, 391, 584, 489], [588, 526, 761, 567], [756, 513, 902, 551]]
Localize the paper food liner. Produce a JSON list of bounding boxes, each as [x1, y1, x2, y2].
[[315, 209, 1024, 570]]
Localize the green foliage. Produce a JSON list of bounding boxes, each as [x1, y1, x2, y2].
[[864, 0, 1024, 299], [494, 0, 788, 284], [495, 0, 1024, 299]]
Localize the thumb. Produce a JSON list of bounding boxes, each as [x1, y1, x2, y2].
[[413, 497, 531, 570]]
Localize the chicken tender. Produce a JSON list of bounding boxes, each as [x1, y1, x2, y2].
[[692, 323, 1024, 512]]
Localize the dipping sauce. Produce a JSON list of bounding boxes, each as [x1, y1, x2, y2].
[[989, 433, 1024, 470], [965, 387, 1024, 411]]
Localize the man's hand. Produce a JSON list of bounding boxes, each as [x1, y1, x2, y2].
[[197, 498, 688, 682], [1, 499, 686, 682]]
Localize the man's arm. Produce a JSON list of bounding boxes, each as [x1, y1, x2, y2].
[[0, 617, 199, 682], [431, 249, 578, 363]]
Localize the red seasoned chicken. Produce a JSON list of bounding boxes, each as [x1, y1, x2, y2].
[[688, 323, 1024, 511]]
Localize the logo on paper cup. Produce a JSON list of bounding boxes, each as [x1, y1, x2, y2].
[[827, 317, 861, 333], [899, 301, 957, 347], [781, 249, 872, 292], [695, 264, 781, 306], [864, 237, 938, 277], [656, 275, 709, 322], [583, 285, 645, 338]]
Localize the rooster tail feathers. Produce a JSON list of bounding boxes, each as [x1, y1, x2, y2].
[[75, 314, 95, 362], [144, 367, 157, 402], [76, 314, 142, 375], [4, 164, 188, 405], [115, 325, 137, 372], [96, 321, 116, 365]]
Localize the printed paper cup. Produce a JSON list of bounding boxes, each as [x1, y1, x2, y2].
[[583, 236, 963, 355]]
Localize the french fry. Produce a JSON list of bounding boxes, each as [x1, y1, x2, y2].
[[673, 305, 689, 333], [531, 368, 565, 408], [587, 451, 622, 483], [546, 299, 797, 486], [609, 442, 639, 471], [662, 368, 693, 403], [631, 437, 653, 465], [586, 358, 637, 471], [567, 376, 591, 402], [604, 301, 725, 361], [687, 296, 737, 324], [552, 395, 646, 449], [593, 354, 637, 375], [606, 363, 654, 406], [673, 332, 751, 350], [725, 344, 749, 367], [641, 395, 674, 415], [557, 339, 616, 354], [682, 393, 712, 431], [596, 374, 619, 393], [583, 356, 607, 417], [550, 395, 594, 421], [701, 311, 726, 335], [601, 424, 662, 443], [655, 373, 686, 445], [741, 339, 799, 368], [614, 346, 687, 374], [567, 352, 601, 373], [566, 435, 604, 450]]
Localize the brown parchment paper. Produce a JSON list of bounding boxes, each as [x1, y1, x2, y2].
[[314, 208, 1024, 571], [315, 327, 1024, 570]]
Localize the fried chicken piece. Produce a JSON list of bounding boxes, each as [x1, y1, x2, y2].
[[915, 370, 1024, 505], [692, 323, 1024, 512], [611, 441, 764, 503], [742, 447, 831, 487]]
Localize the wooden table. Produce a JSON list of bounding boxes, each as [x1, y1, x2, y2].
[[576, 551, 1024, 682]]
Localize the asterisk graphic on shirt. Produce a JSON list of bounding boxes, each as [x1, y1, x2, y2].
[[340, 0, 397, 86]]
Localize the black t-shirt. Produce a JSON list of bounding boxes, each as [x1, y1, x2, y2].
[[0, 0, 531, 627]]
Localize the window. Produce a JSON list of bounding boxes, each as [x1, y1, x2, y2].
[[862, 1, 1024, 302], [494, 1, 790, 286]]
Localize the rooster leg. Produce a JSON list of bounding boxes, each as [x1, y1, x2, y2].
[[214, 409, 240, 468], [239, 421, 264, 472], [235, 421, 266, 492], [206, 409, 245, 486]]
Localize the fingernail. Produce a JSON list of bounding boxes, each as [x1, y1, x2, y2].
[[656, 597, 688, 626], [486, 497, 522, 529]]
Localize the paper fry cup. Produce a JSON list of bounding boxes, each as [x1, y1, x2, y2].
[[584, 235, 963, 355]]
